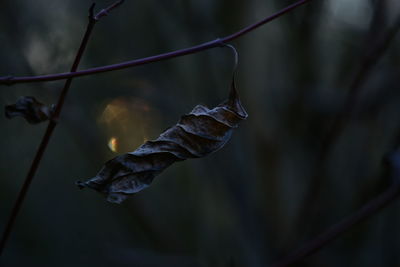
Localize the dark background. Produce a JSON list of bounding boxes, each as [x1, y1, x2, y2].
[[1, 0, 400, 266]]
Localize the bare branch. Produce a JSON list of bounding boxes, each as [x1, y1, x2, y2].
[[292, 12, 400, 244], [271, 150, 400, 267], [94, 0, 124, 21], [0, 0, 310, 85], [0, 1, 124, 256]]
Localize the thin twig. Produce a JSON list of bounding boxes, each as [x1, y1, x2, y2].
[[94, 0, 124, 21], [0, 1, 123, 256], [271, 149, 400, 267], [0, 0, 310, 85]]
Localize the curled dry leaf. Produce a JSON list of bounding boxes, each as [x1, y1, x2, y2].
[[5, 96, 54, 124], [77, 81, 247, 203]]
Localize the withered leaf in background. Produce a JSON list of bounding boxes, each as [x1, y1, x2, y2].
[[5, 96, 54, 124]]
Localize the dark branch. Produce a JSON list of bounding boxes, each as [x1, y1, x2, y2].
[[94, 0, 124, 21], [271, 149, 400, 267], [0, 0, 310, 85], [292, 12, 400, 243], [0, 1, 124, 256]]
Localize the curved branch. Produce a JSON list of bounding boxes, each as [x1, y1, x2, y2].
[[0, 0, 310, 85]]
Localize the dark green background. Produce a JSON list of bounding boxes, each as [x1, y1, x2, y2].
[[1, 0, 400, 266]]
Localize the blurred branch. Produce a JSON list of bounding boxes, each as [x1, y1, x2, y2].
[[293, 12, 400, 239], [271, 150, 400, 267], [0, 0, 311, 85], [0, 1, 124, 256], [346, 15, 400, 112]]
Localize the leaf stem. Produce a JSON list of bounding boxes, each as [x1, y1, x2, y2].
[[0, 1, 123, 256], [0, 0, 310, 85]]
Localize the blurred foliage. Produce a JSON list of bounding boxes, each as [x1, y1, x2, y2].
[[1, 0, 400, 266]]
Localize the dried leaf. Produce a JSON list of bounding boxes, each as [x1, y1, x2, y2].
[[77, 82, 247, 203], [5, 96, 54, 124]]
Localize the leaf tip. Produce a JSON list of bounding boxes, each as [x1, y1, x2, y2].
[[75, 181, 86, 189]]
